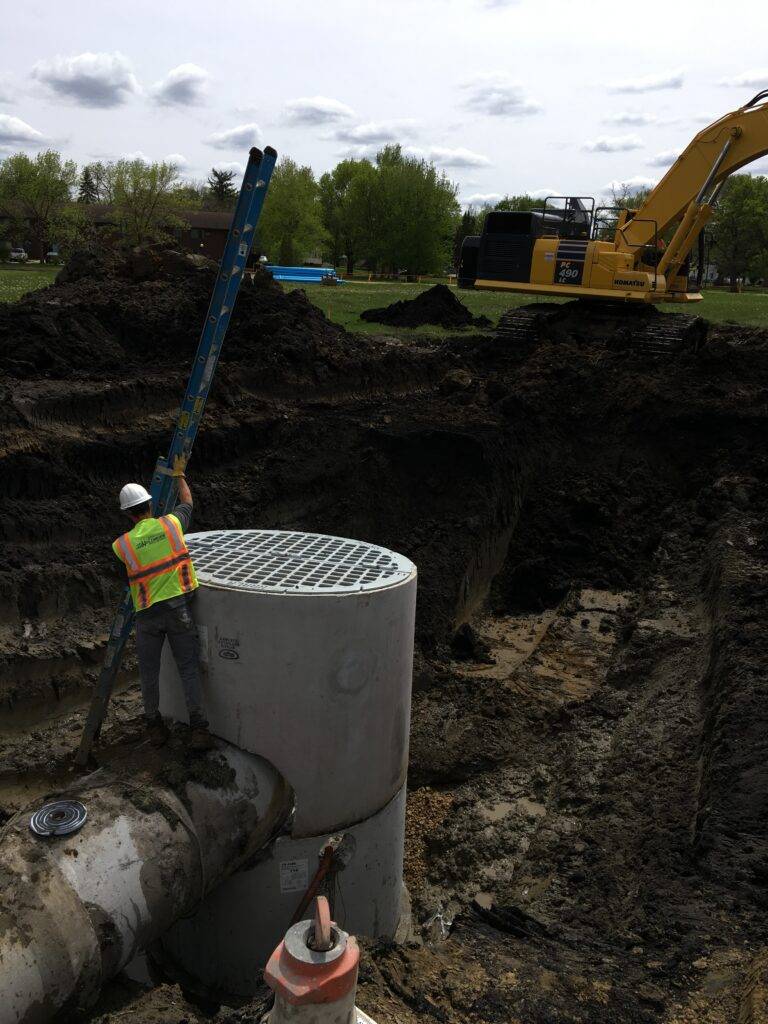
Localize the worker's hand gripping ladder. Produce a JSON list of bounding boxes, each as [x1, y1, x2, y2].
[[76, 146, 278, 766]]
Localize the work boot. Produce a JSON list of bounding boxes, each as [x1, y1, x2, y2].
[[188, 718, 215, 753], [146, 715, 169, 748]]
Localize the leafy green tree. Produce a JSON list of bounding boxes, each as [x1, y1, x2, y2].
[[101, 158, 183, 245], [318, 158, 375, 274], [453, 207, 481, 267], [709, 173, 768, 289], [493, 194, 543, 212], [259, 157, 326, 266], [79, 161, 109, 202], [172, 179, 205, 206], [608, 184, 652, 210], [77, 165, 98, 204], [0, 209, 28, 254], [207, 168, 238, 207], [371, 145, 459, 276], [0, 150, 78, 257]]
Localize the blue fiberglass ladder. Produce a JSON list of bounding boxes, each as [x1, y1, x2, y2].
[[75, 146, 278, 766]]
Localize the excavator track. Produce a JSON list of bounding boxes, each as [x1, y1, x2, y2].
[[495, 306, 558, 344], [495, 301, 707, 354]]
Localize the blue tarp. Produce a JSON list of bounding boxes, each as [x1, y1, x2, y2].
[[265, 265, 344, 284]]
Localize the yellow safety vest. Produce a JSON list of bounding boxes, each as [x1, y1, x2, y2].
[[112, 514, 198, 612]]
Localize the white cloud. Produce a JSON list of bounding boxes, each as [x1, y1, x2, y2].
[[429, 146, 491, 167], [647, 149, 681, 168], [338, 142, 490, 167], [164, 152, 190, 169], [530, 188, 562, 199], [0, 114, 47, 146], [204, 123, 262, 149], [336, 143, 378, 160], [461, 73, 542, 118], [583, 133, 644, 153], [718, 69, 768, 88], [32, 51, 140, 108], [151, 63, 209, 107], [602, 176, 658, 195], [692, 112, 718, 124], [333, 120, 419, 143], [482, 0, 520, 6], [604, 111, 657, 126], [608, 68, 685, 94], [463, 192, 503, 206], [123, 150, 151, 162], [284, 95, 354, 125]]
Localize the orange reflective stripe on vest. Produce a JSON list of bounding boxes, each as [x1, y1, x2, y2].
[[112, 513, 198, 612], [115, 532, 140, 572], [159, 515, 185, 553]]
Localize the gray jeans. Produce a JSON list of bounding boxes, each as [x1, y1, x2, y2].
[[135, 596, 206, 727]]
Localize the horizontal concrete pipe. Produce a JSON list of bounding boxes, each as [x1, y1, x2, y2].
[[0, 744, 292, 1024]]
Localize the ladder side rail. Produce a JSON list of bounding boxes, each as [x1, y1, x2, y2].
[[153, 147, 277, 515]]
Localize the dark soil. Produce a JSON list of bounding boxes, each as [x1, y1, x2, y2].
[[2, 247, 768, 1024], [361, 283, 492, 329]]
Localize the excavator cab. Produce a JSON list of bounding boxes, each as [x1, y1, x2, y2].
[[459, 198, 594, 291]]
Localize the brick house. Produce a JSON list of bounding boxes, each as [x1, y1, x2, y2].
[[0, 205, 233, 261]]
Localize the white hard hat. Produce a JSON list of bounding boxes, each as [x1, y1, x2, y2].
[[119, 483, 152, 511]]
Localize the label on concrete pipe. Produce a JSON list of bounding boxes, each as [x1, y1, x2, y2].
[[280, 859, 309, 893]]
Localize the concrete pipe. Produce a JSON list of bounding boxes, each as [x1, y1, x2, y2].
[[0, 744, 292, 1024]]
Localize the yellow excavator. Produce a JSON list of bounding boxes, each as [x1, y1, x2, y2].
[[459, 90, 768, 349]]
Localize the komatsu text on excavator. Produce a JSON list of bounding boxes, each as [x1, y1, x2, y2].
[[458, 90, 768, 348]]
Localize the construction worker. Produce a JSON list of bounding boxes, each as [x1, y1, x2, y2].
[[113, 455, 212, 750]]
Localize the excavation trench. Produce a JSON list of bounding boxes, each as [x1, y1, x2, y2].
[[2, 250, 768, 1022]]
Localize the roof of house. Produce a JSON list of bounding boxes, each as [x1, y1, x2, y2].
[[78, 205, 232, 229], [185, 210, 232, 229]]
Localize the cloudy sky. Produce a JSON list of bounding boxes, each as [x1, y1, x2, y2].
[[3, 0, 768, 205]]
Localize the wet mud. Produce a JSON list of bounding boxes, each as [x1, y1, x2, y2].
[[2, 250, 768, 1022]]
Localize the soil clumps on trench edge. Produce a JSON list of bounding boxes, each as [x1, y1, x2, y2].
[[361, 282, 492, 329], [2, 247, 768, 1023]]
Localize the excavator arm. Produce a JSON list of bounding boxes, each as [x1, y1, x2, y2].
[[619, 89, 768, 258]]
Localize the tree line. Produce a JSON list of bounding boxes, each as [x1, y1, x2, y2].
[[1, 147, 766, 284]]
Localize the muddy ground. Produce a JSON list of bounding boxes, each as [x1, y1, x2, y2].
[[2, 251, 768, 1023]]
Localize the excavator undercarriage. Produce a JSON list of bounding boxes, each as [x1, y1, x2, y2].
[[496, 301, 708, 354]]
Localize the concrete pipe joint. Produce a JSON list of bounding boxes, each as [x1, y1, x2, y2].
[[0, 744, 292, 1024]]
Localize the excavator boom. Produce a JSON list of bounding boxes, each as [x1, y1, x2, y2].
[[622, 89, 768, 253]]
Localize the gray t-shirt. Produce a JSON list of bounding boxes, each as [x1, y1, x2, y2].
[[172, 502, 193, 533]]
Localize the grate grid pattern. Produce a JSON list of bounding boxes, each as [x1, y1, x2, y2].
[[186, 530, 414, 594]]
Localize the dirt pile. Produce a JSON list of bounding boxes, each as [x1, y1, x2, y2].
[[0, 245, 358, 380], [361, 282, 491, 329], [3, 256, 768, 1023]]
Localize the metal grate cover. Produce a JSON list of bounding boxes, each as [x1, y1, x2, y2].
[[186, 530, 414, 595]]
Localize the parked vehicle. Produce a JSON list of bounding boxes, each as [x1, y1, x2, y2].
[[9, 247, 28, 263]]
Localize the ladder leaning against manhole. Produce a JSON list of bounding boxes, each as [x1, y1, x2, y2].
[[75, 146, 278, 766]]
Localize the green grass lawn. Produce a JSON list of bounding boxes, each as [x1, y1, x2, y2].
[[293, 280, 768, 335], [0, 264, 60, 302], [1, 263, 766, 334]]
